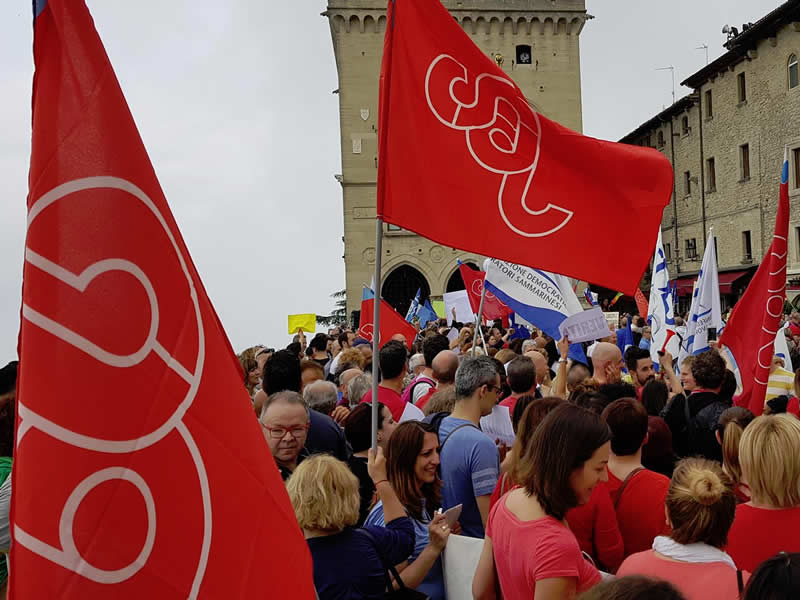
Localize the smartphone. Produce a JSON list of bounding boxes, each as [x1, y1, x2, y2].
[[708, 327, 717, 342], [443, 504, 462, 526]]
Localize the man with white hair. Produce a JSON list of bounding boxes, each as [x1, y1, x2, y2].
[[408, 353, 425, 377], [303, 380, 338, 417], [520, 339, 537, 354]]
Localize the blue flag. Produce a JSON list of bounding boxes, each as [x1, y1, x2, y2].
[[416, 300, 438, 329], [405, 288, 421, 322]]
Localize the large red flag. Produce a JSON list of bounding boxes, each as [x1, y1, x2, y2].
[[359, 298, 417, 349], [14, 2, 314, 598], [719, 151, 790, 415], [458, 262, 511, 321], [377, 0, 673, 294]]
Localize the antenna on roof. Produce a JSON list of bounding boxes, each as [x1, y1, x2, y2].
[[696, 44, 709, 65], [656, 65, 676, 105]]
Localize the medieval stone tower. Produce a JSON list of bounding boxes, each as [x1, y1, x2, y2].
[[324, 0, 590, 321]]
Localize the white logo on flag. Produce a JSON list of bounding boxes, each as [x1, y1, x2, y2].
[[424, 54, 572, 238]]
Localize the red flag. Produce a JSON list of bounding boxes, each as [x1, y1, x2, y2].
[[719, 151, 790, 415], [634, 289, 649, 318], [14, 2, 314, 598], [458, 262, 511, 321], [359, 298, 417, 349], [377, 1, 672, 294]]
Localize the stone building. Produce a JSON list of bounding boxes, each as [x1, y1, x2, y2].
[[620, 0, 800, 312], [324, 0, 590, 322]]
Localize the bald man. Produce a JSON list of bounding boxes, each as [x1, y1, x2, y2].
[[416, 350, 459, 411], [591, 342, 624, 385], [524, 350, 550, 392]]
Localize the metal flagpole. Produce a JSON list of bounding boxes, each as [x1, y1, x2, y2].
[[371, 217, 384, 453], [472, 285, 487, 356]]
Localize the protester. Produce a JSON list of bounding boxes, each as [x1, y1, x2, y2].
[[329, 367, 364, 424], [602, 398, 670, 557], [0, 361, 16, 594], [617, 458, 747, 599], [360, 340, 424, 422], [591, 343, 625, 385], [577, 575, 687, 600], [408, 353, 425, 378], [422, 387, 457, 416], [766, 355, 795, 404], [416, 349, 458, 411], [567, 362, 592, 394], [625, 347, 655, 396], [303, 380, 338, 417], [365, 421, 452, 600], [347, 373, 372, 409], [742, 552, 800, 600], [638, 326, 652, 351], [727, 414, 800, 571], [260, 391, 311, 481], [500, 356, 537, 415], [328, 330, 355, 376], [716, 406, 755, 502], [239, 354, 261, 399], [300, 359, 325, 390], [287, 450, 415, 599], [642, 379, 669, 416], [438, 355, 501, 538], [473, 403, 609, 599], [639, 379, 676, 477], [404, 334, 450, 405], [343, 403, 397, 525]]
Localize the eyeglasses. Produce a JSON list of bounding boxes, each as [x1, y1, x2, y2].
[[484, 383, 502, 394], [261, 421, 309, 439]]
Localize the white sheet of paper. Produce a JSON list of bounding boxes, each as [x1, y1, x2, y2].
[[479, 405, 515, 447], [443, 290, 475, 325], [558, 307, 613, 343], [443, 534, 486, 600]]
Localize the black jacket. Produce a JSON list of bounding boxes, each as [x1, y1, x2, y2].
[[661, 390, 729, 461]]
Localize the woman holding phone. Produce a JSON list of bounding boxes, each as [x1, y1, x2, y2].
[[364, 421, 455, 600]]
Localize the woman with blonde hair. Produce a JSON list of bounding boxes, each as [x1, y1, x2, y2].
[[365, 421, 452, 600], [617, 458, 746, 599], [727, 414, 800, 572], [287, 451, 415, 599], [238, 354, 260, 399], [715, 407, 755, 502]]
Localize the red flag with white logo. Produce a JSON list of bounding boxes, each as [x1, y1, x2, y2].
[[459, 262, 511, 321], [720, 151, 790, 415], [359, 298, 417, 349], [13, 2, 314, 597], [377, 0, 673, 294], [634, 289, 650, 318]]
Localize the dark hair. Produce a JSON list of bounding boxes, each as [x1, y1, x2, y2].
[[692, 350, 726, 389], [309, 333, 329, 353], [506, 356, 536, 395], [602, 398, 648, 456], [0, 362, 17, 396], [422, 334, 449, 368], [743, 552, 800, 600], [510, 397, 566, 486], [624, 346, 652, 373], [641, 379, 669, 416], [508, 338, 523, 354], [386, 421, 441, 521], [338, 331, 351, 348], [518, 403, 610, 520], [578, 575, 687, 600], [300, 359, 324, 381], [286, 341, 302, 356], [379, 340, 408, 380], [719, 370, 737, 404], [263, 350, 301, 394], [511, 394, 538, 432], [765, 395, 791, 415], [597, 382, 637, 403], [344, 403, 389, 453]]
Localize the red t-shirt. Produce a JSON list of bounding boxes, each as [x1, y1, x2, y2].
[[565, 482, 624, 573], [359, 386, 423, 422], [487, 497, 601, 598], [606, 467, 670, 557], [499, 395, 520, 415], [727, 503, 800, 572], [618, 550, 749, 600], [416, 388, 435, 411]]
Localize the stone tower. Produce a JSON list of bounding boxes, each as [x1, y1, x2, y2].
[[324, 0, 590, 321]]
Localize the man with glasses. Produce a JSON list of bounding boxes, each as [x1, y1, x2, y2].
[[260, 390, 310, 481], [437, 356, 502, 538]]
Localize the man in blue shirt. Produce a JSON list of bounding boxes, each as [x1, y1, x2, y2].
[[438, 355, 501, 538], [639, 326, 652, 351]]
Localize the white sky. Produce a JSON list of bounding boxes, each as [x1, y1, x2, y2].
[[0, 0, 780, 361]]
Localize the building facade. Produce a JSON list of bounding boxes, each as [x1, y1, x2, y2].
[[620, 0, 800, 312], [324, 0, 590, 321]]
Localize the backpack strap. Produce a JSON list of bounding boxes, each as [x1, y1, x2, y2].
[[613, 467, 645, 509], [737, 568, 744, 594], [357, 527, 409, 592], [440, 422, 479, 453]]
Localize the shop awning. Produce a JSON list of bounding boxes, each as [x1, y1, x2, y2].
[[673, 269, 751, 297]]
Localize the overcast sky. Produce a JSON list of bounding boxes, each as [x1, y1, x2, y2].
[[0, 0, 780, 361]]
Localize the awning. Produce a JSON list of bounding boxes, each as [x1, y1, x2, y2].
[[673, 269, 751, 297]]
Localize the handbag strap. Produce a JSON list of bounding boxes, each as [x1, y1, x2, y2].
[[737, 568, 744, 594], [613, 467, 645, 509], [357, 527, 409, 592]]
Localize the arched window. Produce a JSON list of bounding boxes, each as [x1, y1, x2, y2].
[[789, 54, 799, 89]]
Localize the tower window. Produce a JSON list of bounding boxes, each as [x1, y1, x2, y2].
[[516, 45, 532, 65], [737, 72, 747, 103], [657, 130, 665, 147], [681, 116, 690, 135], [740, 143, 750, 180], [705, 90, 713, 118], [789, 54, 799, 89]]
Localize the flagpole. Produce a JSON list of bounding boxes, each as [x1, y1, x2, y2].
[[472, 285, 487, 356], [370, 218, 384, 453]]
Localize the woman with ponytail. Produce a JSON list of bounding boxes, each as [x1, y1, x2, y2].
[[617, 458, 748, 600], [715, 407, 754, 502]]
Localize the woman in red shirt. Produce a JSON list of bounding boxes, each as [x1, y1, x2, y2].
[[727, 415, 800, 572], [715, 407, 754, 503], [617, 458, 748, 600], [473, 404, 610, 600]]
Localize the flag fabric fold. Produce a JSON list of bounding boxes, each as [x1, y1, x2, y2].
[[634, 288, 649, 318], [405, 288, 421, 321], [678, 229, 722, 363], [15, 2, 315, 598], [646, 230, 680, 364], [377, 0, 673, 294], [458, 261, 511, 321], [359, 298, 417, 349], [720, 151, 790, 414]]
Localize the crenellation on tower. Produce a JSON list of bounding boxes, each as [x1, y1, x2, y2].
[[325, 0, 587, 319]]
